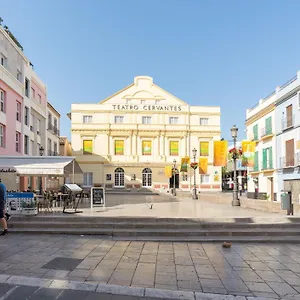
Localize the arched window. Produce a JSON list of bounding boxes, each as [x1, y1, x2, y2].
[[142, 168, 152, 187], [114, 168, 125, 187]]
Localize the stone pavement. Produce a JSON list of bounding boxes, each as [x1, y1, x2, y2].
[[1, 235, 300, 299]]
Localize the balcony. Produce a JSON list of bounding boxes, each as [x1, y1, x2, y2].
[[279, 153, 300, 168], [260, 127, 273, 140], [47, 123, 60, 136], [282, 115, 294, 131], [47, 150, 58, 156], [261, 159, 273, 171]]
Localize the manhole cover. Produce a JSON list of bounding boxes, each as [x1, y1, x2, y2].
[[42, 257, 83, 271]]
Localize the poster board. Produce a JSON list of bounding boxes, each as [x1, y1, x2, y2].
[[6, 192, 37, 215], [90, 187, 105, 208]]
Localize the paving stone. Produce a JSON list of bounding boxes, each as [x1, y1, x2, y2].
[[0, 283, 15, 296], [3, 285, 39, 300], [145, 287, 194, 299], [155, 274, 177, 285], [178, 280, 202, 291], [221, 279, 249, 293], [255, 270, 284, 282], [245, 282, 274, 293], [236, 270, 264, 282], [42, 257, 83, 271], [252, 291, 281, 298], [202, 286, 228, 294], [139, 255, 157, 263], [195, 292, 246, 299], [29, 287, 63, 300], [267, 281, 299, 296], [155, 284, 178, 291]]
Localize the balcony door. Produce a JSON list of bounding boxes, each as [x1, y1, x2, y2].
[[285, 139, 294, 167], [286, 105, 293, 128]]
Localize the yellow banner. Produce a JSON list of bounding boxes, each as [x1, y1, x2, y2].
[[170, 141, 179, 156], [200, 142, 209, 156], [297, 140, 300, 150], [164, 166, 173, 178], [199, 157, 208, 174], [83, 140, 93, 154], [142, 140, 152, 155], [115, 140, 124, 155], [241, 140, 256, 167], [213, 140, 228, 166], [180, 156, 190, 172]]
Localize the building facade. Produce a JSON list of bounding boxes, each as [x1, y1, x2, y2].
[[275, 71, 300, 203], [0, 24, 61, 191], [46, 102, 60, 156], [71, 76, 222, 191]]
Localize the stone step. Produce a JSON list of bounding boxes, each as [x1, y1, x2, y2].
[[8, 228, 300, 242], [9, 220, 300, 230]]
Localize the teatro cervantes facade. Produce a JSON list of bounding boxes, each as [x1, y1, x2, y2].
[[70, 76, 222, 192]]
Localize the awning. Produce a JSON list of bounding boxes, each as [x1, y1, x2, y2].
[[0, 156, 82, 176]]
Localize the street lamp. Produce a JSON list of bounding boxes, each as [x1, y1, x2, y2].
[[172, 159, 176, 196], [39, 146, 44, 195], [192, 148, 198, 200], [230, 125, 240, 206]]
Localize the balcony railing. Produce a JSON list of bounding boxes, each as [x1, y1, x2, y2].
[[260, 127, 272, 138], [47, 150, 58, 156], [282, 115, 294, 131], [279, 153, 300, 168], [261, 159, 273, 170], [47, 123, 60, 136]]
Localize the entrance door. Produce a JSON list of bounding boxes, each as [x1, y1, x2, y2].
[[142, 168, 152, 187], [114, 168, 125, 188]]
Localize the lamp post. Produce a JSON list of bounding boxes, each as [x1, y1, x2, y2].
[[230, 125, 240, 206], [39, 146, 44, 195], [192, 148, 198, 200], [172, 159, 176, 196]]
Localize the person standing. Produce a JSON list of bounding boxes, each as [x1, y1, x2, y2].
[[0, 179, 8, 235]]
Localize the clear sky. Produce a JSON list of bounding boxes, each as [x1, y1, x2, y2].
[[1, 0, 300, 141]]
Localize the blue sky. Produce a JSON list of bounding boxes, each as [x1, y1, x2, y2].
[[1, 0, 300, 141]]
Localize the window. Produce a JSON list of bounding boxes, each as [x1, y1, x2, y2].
[[24, 106, 29, 126], [54, 142, 58, 155], [0, 53, 6, 67], [48, 113, 52, 129], [30, 114, 34, 131], [200, 175, 210, 183], [142, 116, 151, 124], [286, 104, 293, 128], [54, 118, 58, 132], [0, 89, 5, 112], [37, 143, 41, 155], [83, 140, 93, 154], [16, 132, 20, 152], [16, 101, 21, 121], [31, 87, 35, 98], [285, 139, 295, 167], [142, 140, 152, 155], [25, 78, 30, 97], [48, 138, 52, 155], [31, 140, 34, 155], [37, 119, 40, 134], [0, 124, 5, 148], [115, 116, 124, 123], [83, 172, 93, 187], [253, 124, 258, 140], [254, 151, 259, 171], [200, 118, 209, 125], [24, 135, 29, 154], [17, 70, 22, 82], [169, 117, 178, 124], [265, 116, 272, 136], [38, 94, 41, 103], [200, 142, 209, 156], [262, 147, 273, 170], [169, 141, 179, 156], [83, 115, 92, 123], [115, 140, 124, 155]]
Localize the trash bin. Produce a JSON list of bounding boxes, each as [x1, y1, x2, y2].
[[281, 191, 293, 215]]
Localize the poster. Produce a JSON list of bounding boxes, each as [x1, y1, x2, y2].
[[142, 140, 152, 155], [164, 166, 172, 178], [6, 192, 36, 215], [241, 140, 256, 167], [214, 171, 219, 182], [180, 156, 190, 172], [115, 140, 124, 155], [200, 142, 209, 156], [213, 140, 228, 166], [170, 141, 179, 156], [199, 157, 208, 174], [91, 187, 105, 208], [83, 140, 93, 154]]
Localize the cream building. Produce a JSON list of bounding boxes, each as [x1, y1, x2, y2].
[[70, 76, 221, 192]]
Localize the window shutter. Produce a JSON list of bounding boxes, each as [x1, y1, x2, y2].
[[254, 151, 258, 171], [268, 147, 273, 169], [265, 117, 272, 135], [253, 125, 258, 140], [262, 149, 267, 169]]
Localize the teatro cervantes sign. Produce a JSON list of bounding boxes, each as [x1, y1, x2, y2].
[[112, 104, 182, 112]]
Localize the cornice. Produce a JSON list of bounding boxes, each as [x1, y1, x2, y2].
[[246, 103, 275, 126]]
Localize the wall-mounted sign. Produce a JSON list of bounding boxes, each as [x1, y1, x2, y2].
[[112, 104, 182, 112], [106, 174, 112, 181]]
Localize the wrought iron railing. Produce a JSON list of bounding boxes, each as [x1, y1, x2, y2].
[[282, 115, 294, 131]]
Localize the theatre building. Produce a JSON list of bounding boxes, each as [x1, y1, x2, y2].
[[70, 76, 221, 192]]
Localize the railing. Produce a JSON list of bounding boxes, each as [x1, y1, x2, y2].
[[48, 123, 53, 130], [260, 127, 272, 138], [279, 75, 297, 91], [47, 123, 60, 136], [47, 150, 58, 156], [261, 159, 273, 170], [282, 115, 294, 131], [279, 153, 300, 168]]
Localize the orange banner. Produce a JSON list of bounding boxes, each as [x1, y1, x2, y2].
[[199, 157, 208, 174], [241, 140, 256, 167], [164, 166, 172, 178], [213, 140, 228, 166]]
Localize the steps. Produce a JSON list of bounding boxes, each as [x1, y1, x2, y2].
[[8, 215, 300, 242]]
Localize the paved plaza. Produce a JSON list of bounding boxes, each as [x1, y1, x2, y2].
[[0, 234, 300, 299]]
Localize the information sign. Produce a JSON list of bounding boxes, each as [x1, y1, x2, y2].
[[90, 187, 105, 208]]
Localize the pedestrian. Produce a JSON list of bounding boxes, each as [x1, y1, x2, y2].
[[0, 179, 9, 235], [239, 184, 243, 196]]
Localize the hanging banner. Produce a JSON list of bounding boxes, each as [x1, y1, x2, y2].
[[199, 157, 208, 174], [115, 140, 124, 155], [241, 140, 256, 167], [170, 141, 179, 156], [142, 140, 152, 155], [200, 142, 209, 156], [213, 140, 228, 166], [180, 156, 190, 172], [164, 166, 172, 178]]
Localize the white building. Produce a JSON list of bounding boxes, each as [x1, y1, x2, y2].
[[46, 102, 60, 156], [70, 76, 222, 191]]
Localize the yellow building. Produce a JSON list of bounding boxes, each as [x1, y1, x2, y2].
[[70, 76, 221, 191]]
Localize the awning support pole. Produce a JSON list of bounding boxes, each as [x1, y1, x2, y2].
[[72, 160, 75, 184]]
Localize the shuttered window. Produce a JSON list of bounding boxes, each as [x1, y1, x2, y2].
[[285, 139, 294, 167], [254, 151, 259, 171], [253, 124, 258, 140], [265, 117, 272, 135], [286, 105, 293, 128]]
